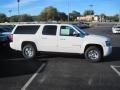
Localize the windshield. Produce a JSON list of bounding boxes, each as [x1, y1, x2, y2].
[[73, 25, 89, 36]]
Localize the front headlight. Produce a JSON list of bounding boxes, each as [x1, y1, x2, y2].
[[106, 41, 111, 46]]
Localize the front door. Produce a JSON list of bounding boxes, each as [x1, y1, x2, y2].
[[58, 25, 83, 53]]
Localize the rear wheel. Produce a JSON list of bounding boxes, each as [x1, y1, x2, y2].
[[22, 44, 36, 60], [85, 46, 102, 62]]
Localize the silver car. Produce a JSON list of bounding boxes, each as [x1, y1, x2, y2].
[[112, 24, 120, 33]]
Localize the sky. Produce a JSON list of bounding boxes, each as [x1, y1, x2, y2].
[[0, 0, 120, 16]]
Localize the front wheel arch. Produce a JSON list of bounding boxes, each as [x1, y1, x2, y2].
[[84, 44, 103, 56], [84, 45, 103, 62]]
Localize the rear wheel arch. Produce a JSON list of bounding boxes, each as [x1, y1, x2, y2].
[[21, 41, 37, 60], [21, 41, 37, 51]]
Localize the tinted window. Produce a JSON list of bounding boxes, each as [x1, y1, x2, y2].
[[42, 25, 57, 35], [116, 26, 120, 28], [0, 28, 7, 33], [14, 25, 40, 34], [0, 25, 15, 32], [60, 26, 76, 36]]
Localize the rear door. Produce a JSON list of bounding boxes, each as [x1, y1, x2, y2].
[[39, 25, 58, 52]]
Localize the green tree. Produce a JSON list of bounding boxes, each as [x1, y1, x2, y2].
[[32, 16, 38, 21], [58, 12, 67, 21], [10, 14, 33, 22], [83, 10, 94, 16], [69, 11, 80, 21], [100, 13, 106, 19], [112, 14, 119, 22], [0, 13, 7, 23], [39, 6, 58, 21], [100, 13, 106, 22], [106, 14, 119, 22], [10, 15, 19, 22], [19, 14, 33, 22], [100, 13, 106, 17]]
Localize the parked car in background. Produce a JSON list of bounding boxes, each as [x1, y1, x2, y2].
[[73, 22, 90, 29], [112, 24, 120, 34], [0, 25, 15, 47]]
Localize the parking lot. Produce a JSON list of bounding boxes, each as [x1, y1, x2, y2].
[[0, 23, 120, 90]]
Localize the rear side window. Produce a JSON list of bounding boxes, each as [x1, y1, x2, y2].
[[14, 25, 40, 34], [42, 25, 57, 35]]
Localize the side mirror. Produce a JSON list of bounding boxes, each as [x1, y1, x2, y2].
[[73, 32, 80, 37]]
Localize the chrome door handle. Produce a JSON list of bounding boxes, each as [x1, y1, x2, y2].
[[42, 37, 47, 39], [60, 39, 65, 40]]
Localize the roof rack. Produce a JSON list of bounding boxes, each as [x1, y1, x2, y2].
[[0, 21, 72, 25]]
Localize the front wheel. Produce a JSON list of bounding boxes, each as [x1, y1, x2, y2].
[[22, 44, 36, 60], [85, 46, 102, 62]]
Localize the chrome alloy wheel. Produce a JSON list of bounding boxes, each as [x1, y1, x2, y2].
[[88, 50, 99, 60], [24, 47, 34, 58]]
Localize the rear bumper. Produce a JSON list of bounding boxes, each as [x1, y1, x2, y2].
[[10, 42, 21, 51]]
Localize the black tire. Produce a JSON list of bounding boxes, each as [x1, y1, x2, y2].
[[22, 44, 36, 60], [85, 46, 102, 62]]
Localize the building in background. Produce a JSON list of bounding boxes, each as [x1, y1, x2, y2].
[[77, 15, 106, 22]]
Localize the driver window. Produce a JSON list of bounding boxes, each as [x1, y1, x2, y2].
[[60, 26, 77, 36]]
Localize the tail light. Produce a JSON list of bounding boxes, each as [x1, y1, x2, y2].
[[9, 34, 13, 42]]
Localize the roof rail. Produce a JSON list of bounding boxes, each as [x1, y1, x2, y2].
[[17, 21, 61, 24]]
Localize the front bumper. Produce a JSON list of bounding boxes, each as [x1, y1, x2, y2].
[[103, 46, 112, 57]]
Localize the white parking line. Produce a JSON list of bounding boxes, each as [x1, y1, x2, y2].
[[21, 63, 46, 90], [110, 65, 120, 77]]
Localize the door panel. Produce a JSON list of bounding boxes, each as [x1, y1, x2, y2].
[[40, 35, 58, 52], [39, 25, 58, 52], [58, 25, 83, 53], [59, 36, 83, 53]]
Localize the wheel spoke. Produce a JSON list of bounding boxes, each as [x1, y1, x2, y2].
[[88, 50, 99, 60], [24, 47, 33, 57]]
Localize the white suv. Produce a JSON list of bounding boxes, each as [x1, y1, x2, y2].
[[10, 24, 112, 62]]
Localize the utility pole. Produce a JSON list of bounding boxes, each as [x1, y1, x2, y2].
[[89, 4, 94, 21], [8, 10, 12, 22], [17, 0, 20, 22], [119, 10, 120, 22], [67, 0, 70, 23], [8, 10, 12, 17]]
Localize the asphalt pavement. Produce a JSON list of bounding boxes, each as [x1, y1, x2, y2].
[[0, 23, 120, 90]]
